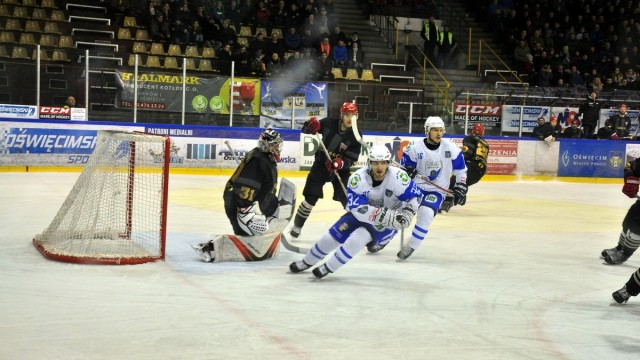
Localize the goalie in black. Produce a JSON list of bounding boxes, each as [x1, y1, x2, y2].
[[192, 129, 295, 262]]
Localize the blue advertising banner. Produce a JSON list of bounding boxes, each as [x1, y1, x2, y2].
[[259, 80, 328, 129], [0, 128, 98, 154], [557, 139, 626, 177]]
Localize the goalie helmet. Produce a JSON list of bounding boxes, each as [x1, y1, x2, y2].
[[368, 145, 392, 164], [424, 116, 445, 134], [472, 123, 485, 136], [258, 128, 283, 161]]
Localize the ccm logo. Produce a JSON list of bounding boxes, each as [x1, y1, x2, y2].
[[454, 104, 501, 115], [40, 107, 71, 115]]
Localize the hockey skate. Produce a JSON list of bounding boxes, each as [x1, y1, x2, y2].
[[312, 264, 332, 279], [397, 246, 415, 260], [612, 285, 631, 304], [603, 248, 630, 265], [289, 225, 301, 239], [438, 198, 454, 213], [191, 241, 215, 262], [600, 246, 618, 259], [289, 260, 311, 273], [367, 241, 388, 253]]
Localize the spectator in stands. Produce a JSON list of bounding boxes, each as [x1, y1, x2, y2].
[[63, 96, 76, 109], [141, 1, 158, 29], [347, 32, 362, 49], [150, 13, 171, 43], [421, 16, 439, 62], [562, 118, 583, 139], [301, 0, 319, 19], [284, 50, 302, 75], [189, 19, 206, 47], [251, 49, 267, 78], [612, 67, 625, 85], [266, 52, 284, 77], [284, 26, 302, 52], [287, 2, 304, 31], [567, 65, 584, 87], [175, 1, 192, 25], [329, 26, 349, 47], [603, 77, 616, 91], [234, 45, 252, 76], [226, 0, 242, 30], [212, 0, 225, 24], [272, 0, 288, 29], [319, 37, 331, 57], [316, 52, 333, 81], [548, 116, 563, 141], [265, 32, 285, 61], [250, 32, 267, 58], [317, 6, 333, 34], [255, 1, 272, 33], [239, 0, 255, 25], [159, 2, 174, 25], [348, 42, 365, 75], [332, 39, 348, 71], [538, 63, 554, 87], [218, 19, 238, 49], [218, 43, 234, 75], [438, 24, 457, 69], [513, 40, 532, 74], [300, 28, 318, 54], [609, 104, 632, 140]]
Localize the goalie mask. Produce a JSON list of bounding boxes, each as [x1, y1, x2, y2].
[[258, 128, 283, 162], [368, 145, 391, 181]]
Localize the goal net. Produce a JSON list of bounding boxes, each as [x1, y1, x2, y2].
[[33, 130, 171, 265]]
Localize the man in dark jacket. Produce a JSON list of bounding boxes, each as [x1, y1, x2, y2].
[[609, 103, 632, 139], [578, 91, 602, 139]]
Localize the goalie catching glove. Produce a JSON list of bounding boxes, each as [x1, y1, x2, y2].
[[371, 207, 411, 230], [453, 182, 468, 205], [302, 116, 321, 135], [623, 176, 640, 198], [237, 202, 269, 235]]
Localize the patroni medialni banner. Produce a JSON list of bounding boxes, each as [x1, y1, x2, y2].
[[114, 70, 261, 115]]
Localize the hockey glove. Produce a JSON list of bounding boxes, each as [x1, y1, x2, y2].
[[622, 176, 640, 198], [404, 166, 418, 179], [301, 116, 321, 134], [325, 157, 344, 172], [237, 203, 269, 235], [453, 182, 468, 206], [372, 207, 411, 230]]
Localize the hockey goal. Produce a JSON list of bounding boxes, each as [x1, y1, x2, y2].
[[33, 130, 171, 265]]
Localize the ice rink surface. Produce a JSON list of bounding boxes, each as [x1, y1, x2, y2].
[[2, 172, 640, 360]]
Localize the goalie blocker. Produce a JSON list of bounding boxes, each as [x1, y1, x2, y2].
[[192, 178, 296, 262]]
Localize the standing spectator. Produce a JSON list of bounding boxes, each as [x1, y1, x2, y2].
[[265, 32, 285, 60], [271, 0, 288, 29], [211, 0, 225, 24], [218, 19, 238, 49], [217, 43, 233, 75], [255, 1, 272, 33], [150, 13, 171, 42], [438, 24, 457, 69], [328, 25, 349, 47], [251, 49, 267, 78], [233, 45, 252, 76], [226, 0, 242, 30], [578, 91, 602, 138], [421, 16, 439, 62], [513, 40, 532, 74], [249, 32, 267, 58], [609, 104, 632, 139]]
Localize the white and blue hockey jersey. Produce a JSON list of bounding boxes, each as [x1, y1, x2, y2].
[[346, 166, 423, 228], [401, 138, 467, 194]]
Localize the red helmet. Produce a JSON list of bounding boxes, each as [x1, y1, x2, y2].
[[472, 123, 485, 136], [341, 102, 358, 114]]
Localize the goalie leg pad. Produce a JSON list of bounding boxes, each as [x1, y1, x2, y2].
[[211, 233, 281, 262]]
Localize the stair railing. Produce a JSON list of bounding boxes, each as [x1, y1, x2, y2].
[[403, 41, 450, 113], [477, 39, 528, 89]]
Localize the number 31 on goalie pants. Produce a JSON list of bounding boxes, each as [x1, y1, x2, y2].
[[67, 155, 90, 164]]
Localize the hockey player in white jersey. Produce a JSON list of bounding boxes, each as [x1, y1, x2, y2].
[[372, 116, 467, 260], [288, 145, 423, 279]]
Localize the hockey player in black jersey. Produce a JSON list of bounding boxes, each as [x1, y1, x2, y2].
[[192, 129, 295, 262], [610, 157, 640, 303], [440, 123, 489, 212], [289, 101, 362, 239]]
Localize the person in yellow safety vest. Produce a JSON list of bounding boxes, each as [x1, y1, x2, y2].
[[438, 25, 457, 69], [420, 16, 439, 63]]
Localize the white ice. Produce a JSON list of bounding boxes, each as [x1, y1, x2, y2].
[[1, 172, 640, 360]]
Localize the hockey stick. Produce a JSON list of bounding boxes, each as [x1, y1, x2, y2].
[[224, 140, 241, 165], [315, 133, 347, 195], [280, 231, 310, 254]]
